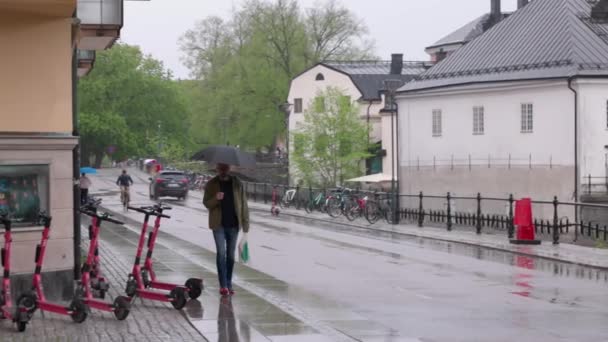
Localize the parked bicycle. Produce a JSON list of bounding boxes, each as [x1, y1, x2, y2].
[[305, 190, 328, 214], [326, 187, 353, 218], [344, 192, 370, 221], [365, 193, 395, 224], [280, 187, 299, 208]]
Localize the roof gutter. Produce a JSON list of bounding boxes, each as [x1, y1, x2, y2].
[[568, 76, 579, 222]]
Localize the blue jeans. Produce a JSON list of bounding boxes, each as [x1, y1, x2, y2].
[[213, 227, 239, 289]]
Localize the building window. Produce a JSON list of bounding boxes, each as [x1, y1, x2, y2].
[[315, 73, 325, 81], [294, 98, 303, 113], [0, 165, 49, 227], [432, 109, 442, 136], [473, 106, 484, 135], [521, 103, 533, 133]]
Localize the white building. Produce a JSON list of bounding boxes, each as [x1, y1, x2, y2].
[[287, 55, 429, 185], [396, 0, 608, 214]]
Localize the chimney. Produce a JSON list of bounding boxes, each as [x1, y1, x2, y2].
[[517, 0, 529, 9], [592, 0, 608, 21], [390, 54, 403, 75], [491, 0, 501, 22]]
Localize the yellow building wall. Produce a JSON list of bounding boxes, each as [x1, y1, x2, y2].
[[0, 12, 72, 133]]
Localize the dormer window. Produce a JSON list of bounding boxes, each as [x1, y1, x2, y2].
[[315, 73, 325, 81]]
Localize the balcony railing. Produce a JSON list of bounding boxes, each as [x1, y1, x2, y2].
[[78, 0, 123, 27]]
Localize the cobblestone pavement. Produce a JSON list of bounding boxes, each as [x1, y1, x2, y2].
[[0, 224, 205, 342]]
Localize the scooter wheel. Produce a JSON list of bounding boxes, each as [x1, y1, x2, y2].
[[17, 292, 37, 314], [69, 299, 88, 323], [125, 279, 137, 297], [185, 278, 203, 300], [16, 321, 27, 332], [170, 287, 187, 310], [113, 296, 131, 321]]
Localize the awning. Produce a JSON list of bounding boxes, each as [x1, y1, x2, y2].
[[144, 159, 157, 165], [346, 173, 393, 183]]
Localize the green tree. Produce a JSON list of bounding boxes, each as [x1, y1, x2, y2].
[[78, 44, 190, 166], [291, 87, 371, 187], [79, 111, 136, 167], [178, 0, 374, 152]]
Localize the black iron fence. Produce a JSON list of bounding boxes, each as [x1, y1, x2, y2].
[[582, 175, 608, 195], [241, 181, 608, 246]]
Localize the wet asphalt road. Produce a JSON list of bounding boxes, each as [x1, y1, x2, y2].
[[92, 170, 608, 342]]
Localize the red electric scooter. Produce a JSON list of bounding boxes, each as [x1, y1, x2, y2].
[[125, 204, 202, 310], [79, 208, 130, 320], [82, 198, 110, 300], [0, 214, 35, 332], [28, 212, 88, 322]]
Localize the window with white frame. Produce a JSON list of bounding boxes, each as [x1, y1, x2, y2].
[[432, 109, 442, 136], [473, 106, 484, 135], [521, 103, 533, 133]]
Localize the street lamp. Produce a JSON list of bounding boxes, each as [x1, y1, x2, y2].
[[381, 79, 405, 225]]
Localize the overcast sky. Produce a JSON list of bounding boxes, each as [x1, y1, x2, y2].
[[121, 0, 520, 79]]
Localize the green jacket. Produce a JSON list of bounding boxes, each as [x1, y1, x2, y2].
[[203, 175, 250, 232]]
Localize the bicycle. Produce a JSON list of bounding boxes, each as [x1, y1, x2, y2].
[[305, 190, 327, 214], [365, 193, 395, 224], [120, 186, 130, 211], [326, 187, 352, 218], [279, 187, 298, 208], [344, 192, 369, 221]]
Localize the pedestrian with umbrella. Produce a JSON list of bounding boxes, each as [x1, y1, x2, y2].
[[196, 146, 254, 296]]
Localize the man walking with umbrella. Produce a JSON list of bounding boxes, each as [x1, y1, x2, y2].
[[196, 145, 254, 296], [203, 163, 250, 296]]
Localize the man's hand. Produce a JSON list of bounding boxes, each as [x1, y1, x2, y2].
[[216, 192, 225, 201]]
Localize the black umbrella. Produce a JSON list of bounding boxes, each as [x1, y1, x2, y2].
[[191, 145, 256, 168]]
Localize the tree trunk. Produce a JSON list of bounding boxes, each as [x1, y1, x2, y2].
[[93, 152, 104, 169]]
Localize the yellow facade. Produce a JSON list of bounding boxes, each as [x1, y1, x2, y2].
[[0, 12, 73, 133]]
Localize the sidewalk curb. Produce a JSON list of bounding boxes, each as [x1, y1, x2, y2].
[[247, 203, 608, 271]]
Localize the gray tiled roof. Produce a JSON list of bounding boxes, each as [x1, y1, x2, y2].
[[426, 13, 507, 49], [401, 0, 608, 93], [323, 61, 428, 100]]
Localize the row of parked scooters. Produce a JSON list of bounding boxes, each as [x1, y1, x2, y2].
[[0, 199, 203, 332]]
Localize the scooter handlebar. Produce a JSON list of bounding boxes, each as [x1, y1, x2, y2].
[[102, 215, 124, 225], [128, 206, 171, 219]]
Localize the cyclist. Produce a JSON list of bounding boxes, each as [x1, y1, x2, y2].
[[116, 170, 134, 207]]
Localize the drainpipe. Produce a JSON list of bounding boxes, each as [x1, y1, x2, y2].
[[366, 101, 373, 174], [568, 77, 579, 222], [395, 102, 400, 224], [72, 43, 81, 281], [366, 101, 373, 144]]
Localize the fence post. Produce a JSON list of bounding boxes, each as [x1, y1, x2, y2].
[[263, 183, 268, 204], [446, 192, 452, 231], [418, 191, 424, 227], [476, 193, 482, 235], [508, 194, 515, 239], [552, 196, 560, 245]]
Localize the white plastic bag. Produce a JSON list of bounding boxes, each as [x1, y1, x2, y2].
[[238, 232, 249, 263]]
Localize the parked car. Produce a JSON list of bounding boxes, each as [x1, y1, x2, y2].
[[149, 171, 189, 200]]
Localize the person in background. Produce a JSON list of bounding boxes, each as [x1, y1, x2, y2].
[[80, 173, 92, 205], [203, 163, 250, 296]]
